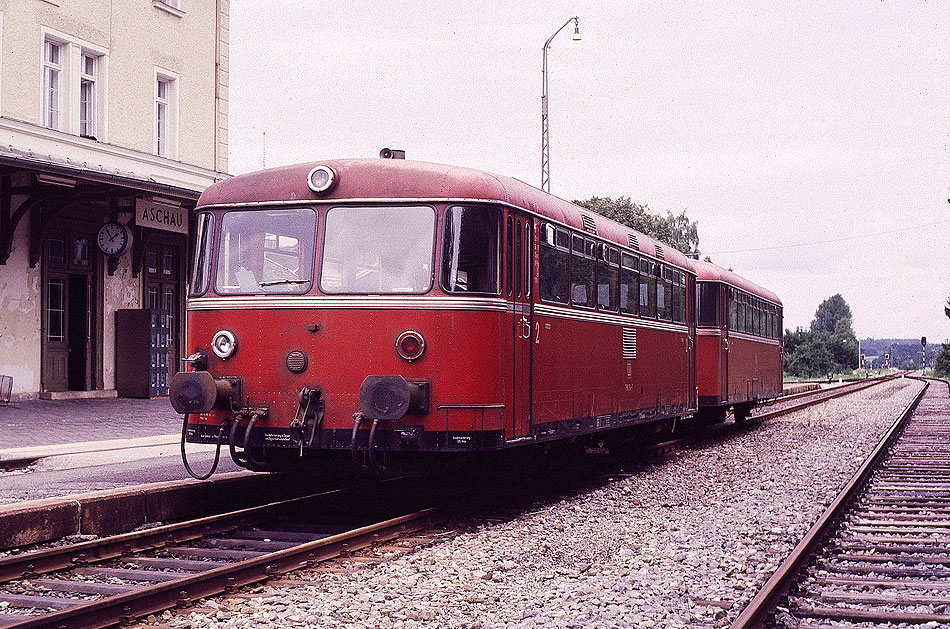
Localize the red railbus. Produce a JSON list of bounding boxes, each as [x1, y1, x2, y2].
[[171, 158, 706, 476], [693, 261, 783, 422]]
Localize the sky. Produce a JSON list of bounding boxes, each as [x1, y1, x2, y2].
[[228, 1, 949, 343]]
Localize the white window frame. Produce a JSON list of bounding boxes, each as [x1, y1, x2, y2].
[[153, 0, 185, 17], [40, 28, 109, 140], [42, 39, 62, 130], [154, 69, 179, 159], [79, 52, 97, 138]]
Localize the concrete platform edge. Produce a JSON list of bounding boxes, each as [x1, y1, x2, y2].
[[0, 471, 299, 549]]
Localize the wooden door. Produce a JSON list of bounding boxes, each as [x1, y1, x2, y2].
[[144, 241, 181, 393], [42, 228, 95, 392]]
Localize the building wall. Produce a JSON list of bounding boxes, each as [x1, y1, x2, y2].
[[102, 254, 141, 391], [0, 216, 41, 396], [0, 1, 228, 397], [0, 0, 228, 172]]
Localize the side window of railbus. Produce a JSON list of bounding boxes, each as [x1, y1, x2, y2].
[[698, 282, 718, 327], [619, 252, 639, 316], [189, 212, 214, 297], [728, 289, 737, 331], [539, 223, 569, 304], [514, 219, 523, 297], [570, 235, 595, 309], [736, 293, 745, 332], [215, 208, 316, 295], [524, 221, 532, 298], [657, 265, 671, 321], [596, 244, 619, 312], [671, 271, 684, 323], [441, 205, 500, 294], [639, 259, 656, 318], [505, 216, 514, 297]]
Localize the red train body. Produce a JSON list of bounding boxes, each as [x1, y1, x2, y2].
[[694, 261, 783, 422], [170, 158, 782, 475]]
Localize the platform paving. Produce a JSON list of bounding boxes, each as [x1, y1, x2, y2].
[[0, 397, 180, 451]]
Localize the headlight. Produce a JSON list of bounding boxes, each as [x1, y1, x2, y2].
[[395, 330, 425, 362], [211, 329, 238, 359], [306, 165, 337, 193]]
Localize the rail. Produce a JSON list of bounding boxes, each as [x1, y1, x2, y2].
[[728, 376, 928, 628]]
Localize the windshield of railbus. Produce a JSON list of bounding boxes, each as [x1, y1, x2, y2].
[[320, 205, 435, 294], [213, 208, 317, 295]]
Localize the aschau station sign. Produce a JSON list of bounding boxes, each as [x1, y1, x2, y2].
[[136, 197, 188, 235]]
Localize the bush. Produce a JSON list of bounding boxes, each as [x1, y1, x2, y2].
[[935, 344, 950, 377]]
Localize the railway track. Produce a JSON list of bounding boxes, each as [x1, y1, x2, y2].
[[0, 479, 442, 628], [731, 377, 950, 628], [0, 375, 900, 628]]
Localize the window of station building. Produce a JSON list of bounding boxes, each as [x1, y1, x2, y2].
[[570, 235, 595, 309], [79, 53, 97, 138], [619, 252, 639, 316], [639, 259, 657, 318], [539, 223, 569, 304], [42, 34, 108, 138], [442, 205, 500, 294], [155, 71, 179, 158], [596, 244, 619, 312], [43, 40, 62, 130]]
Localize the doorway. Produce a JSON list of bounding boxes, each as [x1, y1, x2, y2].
[[42, 228, 96, 392]]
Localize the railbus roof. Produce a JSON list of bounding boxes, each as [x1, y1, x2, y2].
[[197, 158, 694, 271], [691, 260, 782, 306]]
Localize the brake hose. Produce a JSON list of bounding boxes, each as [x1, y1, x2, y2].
[[180, 414, 227, 480]]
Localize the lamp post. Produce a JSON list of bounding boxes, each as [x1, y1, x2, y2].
[[541, 16, 580, 193]]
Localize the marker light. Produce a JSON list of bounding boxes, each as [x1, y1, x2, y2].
[[211, 329, 238, 359], [307, 165, 337, 193], [395, 330, 426, 362]]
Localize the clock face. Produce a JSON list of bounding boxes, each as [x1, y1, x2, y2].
[[97, 222, 132, 256]]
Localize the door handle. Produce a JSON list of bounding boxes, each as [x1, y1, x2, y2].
[[520, 316, 531, 339]]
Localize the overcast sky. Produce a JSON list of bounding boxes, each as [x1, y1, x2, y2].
[[229, 1, 949, 342]]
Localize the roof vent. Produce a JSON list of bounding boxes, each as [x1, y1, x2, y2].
[[581, 214, 597, 234], [655, 244, 665, 260], [379, 148, 406, 159], [628, 234, 639, 250]]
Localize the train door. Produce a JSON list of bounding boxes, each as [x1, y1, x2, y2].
[[687, 273, 697, 409], [507, 212, 534, 439], [720, 284, 730, 403]]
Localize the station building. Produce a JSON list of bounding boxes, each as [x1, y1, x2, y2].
[[0, 0, 229, 400]]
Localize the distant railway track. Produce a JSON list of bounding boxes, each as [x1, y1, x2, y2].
[[0, 480, 441, 628], [0, 376, 899, 628], [730, 376, 950, 628]]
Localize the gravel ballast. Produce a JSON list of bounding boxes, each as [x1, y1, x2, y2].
[[160, 377, 924, 629]]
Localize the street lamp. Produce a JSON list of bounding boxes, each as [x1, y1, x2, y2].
[[541, 16, 580, 193]]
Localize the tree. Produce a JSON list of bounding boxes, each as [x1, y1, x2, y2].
[[810, 294, 854, 338], [574, 196, 700, 257], [810, 294, 859, 370], [935, 344, 950, 377], [786, 337, 837, 378]]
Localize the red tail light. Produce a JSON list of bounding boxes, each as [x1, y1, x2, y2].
[[395, 330, 425, 362]]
